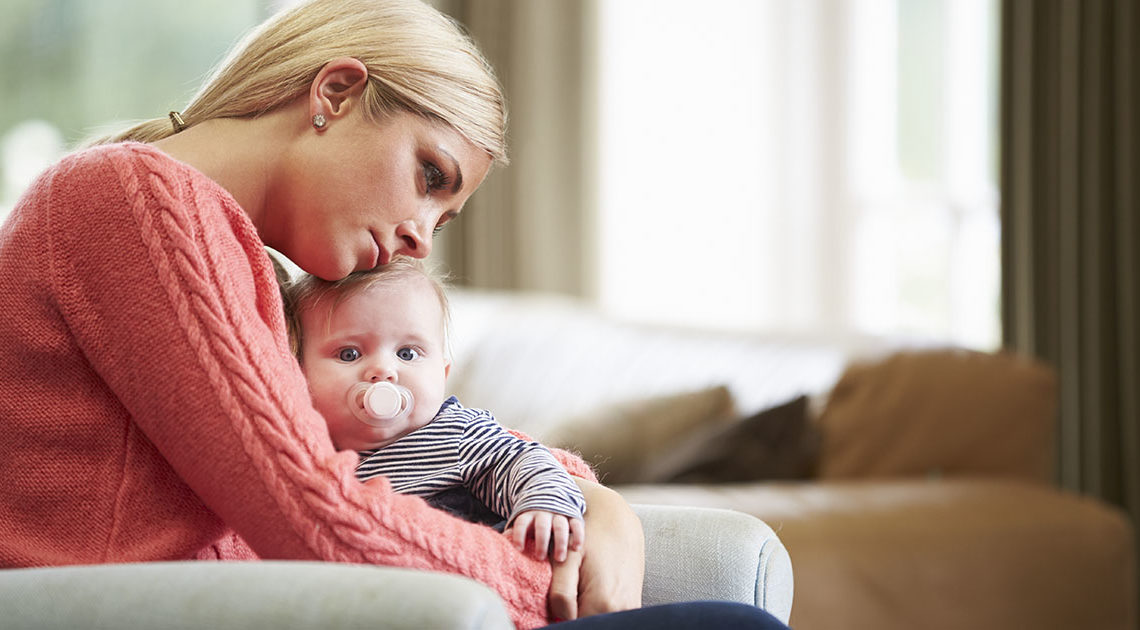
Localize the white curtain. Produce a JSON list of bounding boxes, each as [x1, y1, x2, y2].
[[434, 0, 595, 296], [442, 0, 999, 348]]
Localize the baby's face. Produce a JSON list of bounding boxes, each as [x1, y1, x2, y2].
[[298, 274, 450, 451]]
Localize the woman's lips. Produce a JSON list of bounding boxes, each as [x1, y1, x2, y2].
[[369, 231, 391, 268]]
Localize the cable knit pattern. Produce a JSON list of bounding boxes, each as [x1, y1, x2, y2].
[[0, 143, 595, 629]]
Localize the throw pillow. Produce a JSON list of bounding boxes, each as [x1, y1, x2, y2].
[[543, 385, 737, 485], [816, 348, 1057, 481], [654, 395, 820, 483]]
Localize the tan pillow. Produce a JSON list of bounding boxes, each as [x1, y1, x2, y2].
[[817, 348, 1057, 481], [544, 386, 736, 485], [656, 395, 820, 483]]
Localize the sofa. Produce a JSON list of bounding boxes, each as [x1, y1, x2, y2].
[[445, 288, 1137, 630], [0, 503, 791, 629]]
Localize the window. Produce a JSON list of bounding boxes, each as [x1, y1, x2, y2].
[[0, 0, 271, 219], [594, 0, 1000, 349]]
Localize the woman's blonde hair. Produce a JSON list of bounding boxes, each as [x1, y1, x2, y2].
[[94, 0, 507, 164], [282, 256, 453, 362]]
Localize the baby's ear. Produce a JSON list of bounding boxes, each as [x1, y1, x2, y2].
[[443, 361, 452, 380]]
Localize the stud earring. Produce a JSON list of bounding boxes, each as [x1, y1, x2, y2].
[[312, 114, 327, 130]]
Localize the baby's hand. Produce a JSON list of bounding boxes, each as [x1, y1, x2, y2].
[[505, 510, 585, 562]]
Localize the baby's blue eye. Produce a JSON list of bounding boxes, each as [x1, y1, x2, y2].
[[338, 348, 361, 362], [396, 347, 420, 361]]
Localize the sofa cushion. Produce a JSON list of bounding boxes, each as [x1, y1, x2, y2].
[[543, 386, 737, 485], [648, 395, 821, 483], [816, 349, 1057, 481], [446, 289, 860, 441]]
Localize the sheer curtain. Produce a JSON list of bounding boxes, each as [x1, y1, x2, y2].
[[434, 0, 595, 296], [592, 0, 999, 345], [445, 0, 999, 348]]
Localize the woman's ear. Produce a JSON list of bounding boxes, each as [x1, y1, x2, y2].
[[309, 57, 370, 124]]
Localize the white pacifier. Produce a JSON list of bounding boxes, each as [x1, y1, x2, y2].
[[348, 382, 414, 426]]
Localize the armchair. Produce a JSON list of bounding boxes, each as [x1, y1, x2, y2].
[[0, 504, 793, 629]]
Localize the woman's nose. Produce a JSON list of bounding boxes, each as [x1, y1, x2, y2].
[[394, 221, 431, 259]]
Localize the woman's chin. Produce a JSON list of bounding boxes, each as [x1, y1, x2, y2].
[[304, 258, 353, 282]]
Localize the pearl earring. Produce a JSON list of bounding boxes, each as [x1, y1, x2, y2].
[[312, 114, 327, 129]]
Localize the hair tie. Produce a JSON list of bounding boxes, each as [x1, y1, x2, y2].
[[168, 111, 187, 133]]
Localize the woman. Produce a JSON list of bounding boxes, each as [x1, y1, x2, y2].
[[0, 1, 787, 628]]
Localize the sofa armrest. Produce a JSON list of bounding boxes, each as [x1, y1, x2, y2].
[[0, 561, 514, 630], [0, 508, 795, 629], [632, 503, 793, 624]]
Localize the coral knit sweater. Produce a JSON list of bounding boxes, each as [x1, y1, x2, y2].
[[0, 142, 594, 630]]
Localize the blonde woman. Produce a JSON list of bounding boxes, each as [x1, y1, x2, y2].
[[0, 1, 787, 628]]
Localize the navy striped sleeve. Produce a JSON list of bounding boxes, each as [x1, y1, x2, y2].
[[454, 406, 586, 525], [354, 397, 585, 525]]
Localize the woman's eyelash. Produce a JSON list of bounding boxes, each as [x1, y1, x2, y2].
[[423, 162, 452, 192]]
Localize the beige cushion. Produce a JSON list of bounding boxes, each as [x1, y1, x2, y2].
[[652, 395, 820, 483], [817, 348, 1057, 481], [544, 386, 736, 485]]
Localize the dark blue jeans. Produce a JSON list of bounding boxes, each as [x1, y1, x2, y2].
[[550, 602, 789, 629]]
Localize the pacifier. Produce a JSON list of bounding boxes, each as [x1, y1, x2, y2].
[[348, 381, 414, 426]]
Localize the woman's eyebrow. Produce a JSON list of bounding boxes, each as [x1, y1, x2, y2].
[[439, 148, 464, 193]]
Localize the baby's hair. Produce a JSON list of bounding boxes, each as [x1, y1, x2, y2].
[[282, 256, 453, 363]]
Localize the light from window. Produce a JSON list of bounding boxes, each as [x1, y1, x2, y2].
[[594, 0, 999, 349], [0, 0, 265, 221]]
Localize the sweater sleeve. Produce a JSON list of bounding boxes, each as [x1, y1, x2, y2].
[[43, 145, 554, 629]]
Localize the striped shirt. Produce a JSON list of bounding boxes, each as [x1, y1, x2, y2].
[[356, 397, 586, 525]]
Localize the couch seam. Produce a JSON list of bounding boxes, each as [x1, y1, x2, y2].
[[755, 536, 770, 609]]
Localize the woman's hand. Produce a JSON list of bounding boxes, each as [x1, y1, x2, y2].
[[548, 478, 644, 621]]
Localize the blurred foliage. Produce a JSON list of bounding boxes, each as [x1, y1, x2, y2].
[[0, 0, 267, 147]]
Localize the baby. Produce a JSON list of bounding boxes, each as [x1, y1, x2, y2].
[[282, 257, 585, 560]]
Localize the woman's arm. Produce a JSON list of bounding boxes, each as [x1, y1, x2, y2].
[[549, 478, 645, 620]]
